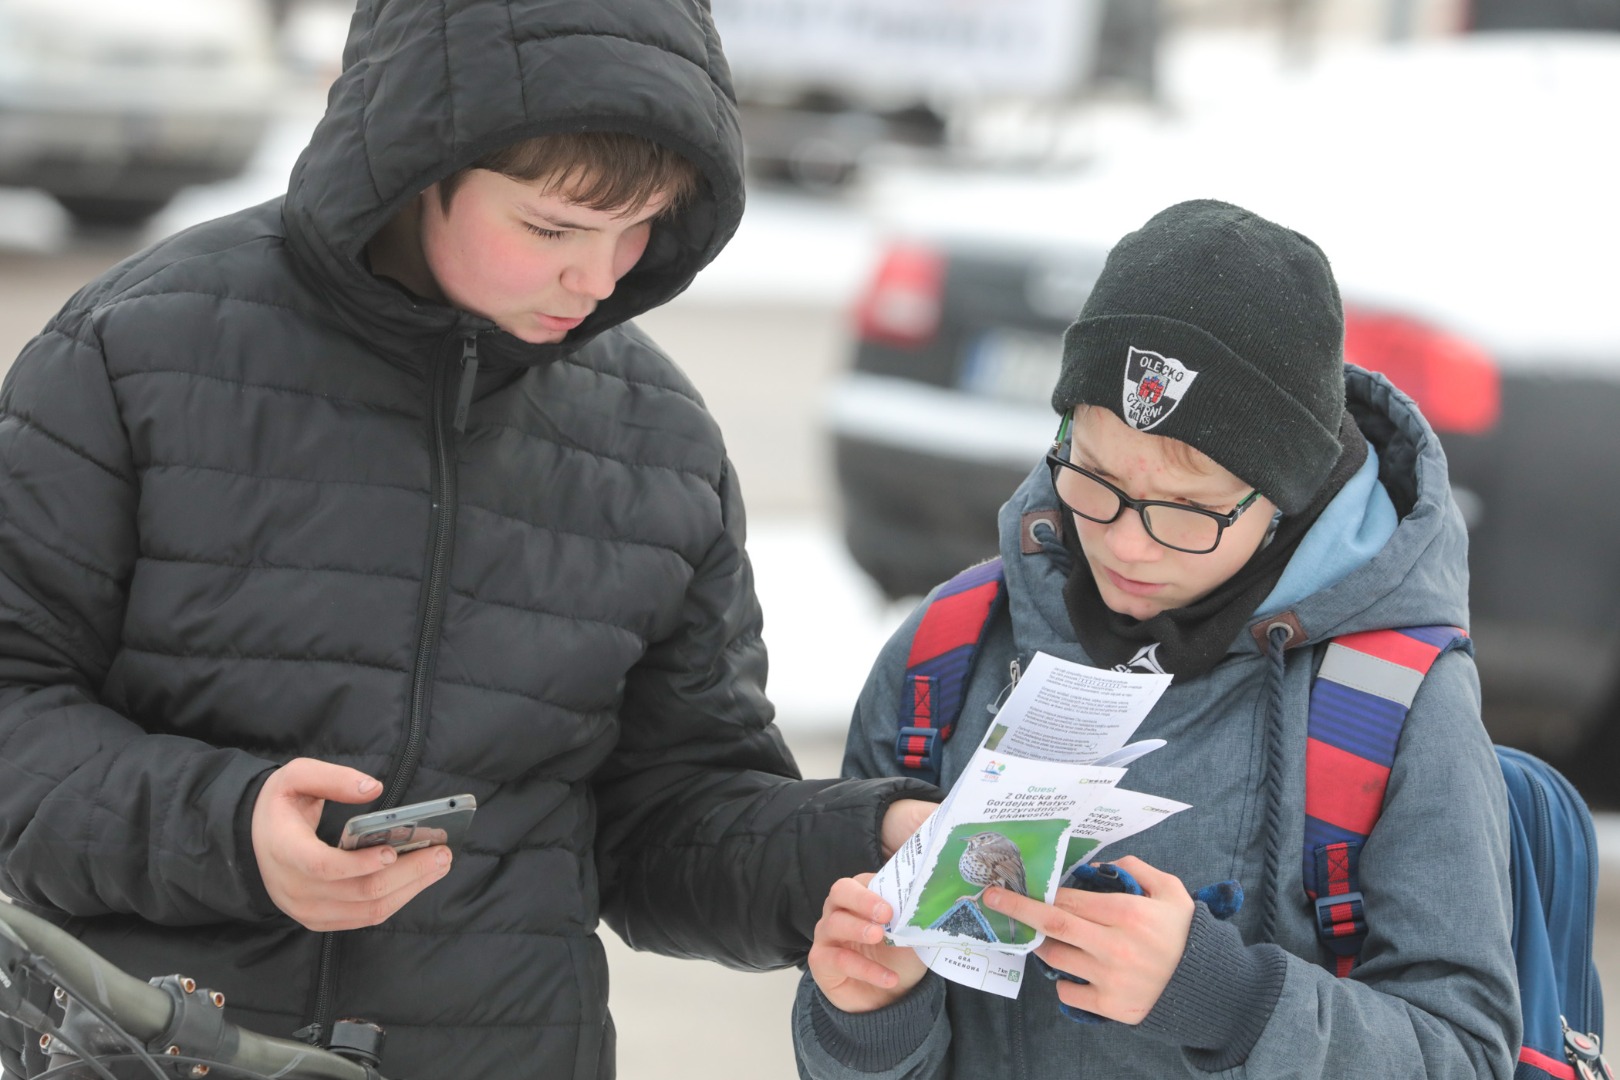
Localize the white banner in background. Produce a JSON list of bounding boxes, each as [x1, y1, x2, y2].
[[710, 0, 1103, 100]]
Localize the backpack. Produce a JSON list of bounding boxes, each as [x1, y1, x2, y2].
[[893, 556, 1610, 1080]]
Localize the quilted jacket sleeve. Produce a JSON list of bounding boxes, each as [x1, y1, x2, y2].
[[593, 457, 936, 971], [0, 319, 279, 925], [794, 602, 955, 1079]]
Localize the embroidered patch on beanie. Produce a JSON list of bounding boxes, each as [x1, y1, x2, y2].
[[1122, 346, 1199, 431]]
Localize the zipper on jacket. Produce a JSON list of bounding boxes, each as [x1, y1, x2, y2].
[[987, 656, 1022, 716], [452, 337, 479, 434], [308, 331, 475, 1042]]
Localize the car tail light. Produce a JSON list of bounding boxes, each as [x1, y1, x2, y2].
[[1343, 308, 1500, 435], [854, 244, 945, 348]]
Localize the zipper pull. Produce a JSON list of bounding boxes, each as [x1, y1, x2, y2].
[[453, 336, 479, 434], [987, 657, 1022, 716], [1565, 1018, 1614, 1080]]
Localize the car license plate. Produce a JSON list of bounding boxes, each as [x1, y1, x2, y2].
[[959, 328, 1065, 406]]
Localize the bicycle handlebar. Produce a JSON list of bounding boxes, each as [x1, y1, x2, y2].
[[0, 899, 383, 1080]]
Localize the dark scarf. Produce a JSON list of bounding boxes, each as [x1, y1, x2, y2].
[[1061, 412, 1368, 678]]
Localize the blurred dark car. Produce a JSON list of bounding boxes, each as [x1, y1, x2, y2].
[[0, 0, 279, 228], [827, 33, 1620, 781], [712, 0, 1160, 191]]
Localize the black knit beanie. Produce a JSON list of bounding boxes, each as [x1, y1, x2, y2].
[[1051, 199, 1346, 514]]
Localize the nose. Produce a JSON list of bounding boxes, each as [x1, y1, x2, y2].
[[1103, 506, 1162, 564], [561, 242, 619, 301]]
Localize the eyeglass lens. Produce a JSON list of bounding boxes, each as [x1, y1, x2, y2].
[[1051, 463, 1223, 553]]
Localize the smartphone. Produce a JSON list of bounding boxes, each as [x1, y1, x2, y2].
[[338, 794, 477, 853]]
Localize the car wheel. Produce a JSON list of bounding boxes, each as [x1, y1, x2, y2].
[[53, 194, 175, 230]]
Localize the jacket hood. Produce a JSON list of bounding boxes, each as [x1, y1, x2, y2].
[[1001, 365, 1471, 661], [281, 0, 746, 364]]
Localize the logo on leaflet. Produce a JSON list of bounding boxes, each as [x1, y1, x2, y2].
[[1122, 347, 1198, 431]]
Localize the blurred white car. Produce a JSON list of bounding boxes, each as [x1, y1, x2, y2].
[[828, 32, 1620, 772], [0, 0, 280, 227]]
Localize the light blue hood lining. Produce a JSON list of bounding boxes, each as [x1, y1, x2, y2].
[[1256, 440, 1396, 618]]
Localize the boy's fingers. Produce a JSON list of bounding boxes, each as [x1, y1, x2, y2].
[[813, 943, 902, 990], [283, 832, 395, 882], [819, 910, 887, 948], [983, 887, 1089, 946], [1053, 976, 1108, 1017], [327, 847, 452, 902], [1034, 939, 1098, 983], [270, 757, 382, 805], [827, 877, 892, 924], [289, 850, 452, 931], [837, 950, 903, 990], [880, 799, 938, 857], [1051, 887, 1141, 927], [1106, 855, 1180, 897]]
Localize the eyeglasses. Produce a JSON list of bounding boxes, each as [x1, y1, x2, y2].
[[1046, 449, 1262, 555]]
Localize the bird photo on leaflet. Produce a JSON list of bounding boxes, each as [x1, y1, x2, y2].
[[959, 832, 1028, 900], [906, 820, 1069, 946], [960, 830, 1030, 943]]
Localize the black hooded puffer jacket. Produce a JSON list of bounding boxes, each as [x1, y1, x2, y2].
[[0, 1, 931, 1076]]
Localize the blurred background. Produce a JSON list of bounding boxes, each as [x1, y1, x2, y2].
[[2, 0, 1618, 1074]]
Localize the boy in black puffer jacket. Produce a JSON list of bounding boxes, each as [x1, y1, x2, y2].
[[0, 2, 934, 1077]]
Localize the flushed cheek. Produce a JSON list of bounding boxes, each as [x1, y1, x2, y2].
[[475, 234, 553, 300], [613, 228, 652, 279]]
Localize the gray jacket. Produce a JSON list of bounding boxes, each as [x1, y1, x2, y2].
[[0, 2, 928, 1077], [794, 368, 1518, 1078]]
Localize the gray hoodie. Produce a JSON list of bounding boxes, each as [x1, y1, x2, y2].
[[794, 367, 1518, 1078]]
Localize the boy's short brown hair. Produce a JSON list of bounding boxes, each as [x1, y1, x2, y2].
[[1071, 404, 1222, 477], [439, 131, 700, 215]]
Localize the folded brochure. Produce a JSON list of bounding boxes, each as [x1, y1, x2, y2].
[[867, 651, 1188, 998]]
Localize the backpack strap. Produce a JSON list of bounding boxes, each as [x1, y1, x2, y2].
[[895, 558, 1006, 786], [1304, 625, 1469, 976]]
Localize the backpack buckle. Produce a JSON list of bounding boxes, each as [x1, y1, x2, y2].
[[895, 725, 940, 774], [1565, 1019, 1614, 1080], [1312, 891, 1367, 956]]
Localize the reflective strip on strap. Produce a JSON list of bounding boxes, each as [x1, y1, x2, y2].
[[1317, 644, 1428, 708], [1302, 626, 1468, 977]]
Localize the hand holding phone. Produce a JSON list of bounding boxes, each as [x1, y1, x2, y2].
[[252, 759, 463, 932], [339, 794, 477, 853]]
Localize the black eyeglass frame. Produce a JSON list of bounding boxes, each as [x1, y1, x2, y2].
[[1046, 416, 1262, 555]]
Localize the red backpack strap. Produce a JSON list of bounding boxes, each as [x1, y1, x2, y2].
[[895, 558, 1006, 786], [1304, 625, 1470, 976]]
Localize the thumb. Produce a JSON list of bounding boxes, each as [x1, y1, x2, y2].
[[271, 757, 383, 806]]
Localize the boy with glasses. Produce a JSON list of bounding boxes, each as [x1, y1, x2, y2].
[[794, 199, 1518, 1078]]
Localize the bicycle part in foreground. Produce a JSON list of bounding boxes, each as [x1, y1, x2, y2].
[[0, 900, 388, 1079]]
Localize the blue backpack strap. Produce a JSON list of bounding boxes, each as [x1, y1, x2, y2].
[[1497, 746, 1610, 1080], [1309, 627, 1613, 1080], [895, 558, 1006, 786], [1304, 625, 1468, 977]]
